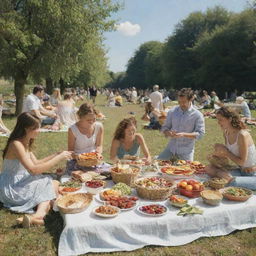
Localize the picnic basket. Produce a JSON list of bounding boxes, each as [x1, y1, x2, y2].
[[134, 177, 173, 200], [56, 193, 93, 214], [76, 152, 102, 167], [208, 178, 228, 189], [111, 166, 140, 186]]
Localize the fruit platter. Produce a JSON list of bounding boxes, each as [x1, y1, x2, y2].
[[93, 205, 120, 218], [169, 195, 188, 208], [105, 196, 139, 211], [177, 179, 204, 198], [59, 179, 82, 194], [135, 177, 174, 200], [221, 187, 253, 202], [137, 204, 168, 217], [161, 165, 195, 180], [76, 152, 103, 167], [85, 180, 105, 194], [99, 189, 122, 201]]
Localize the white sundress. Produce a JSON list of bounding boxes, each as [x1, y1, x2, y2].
[[0, 158, 56, 213]]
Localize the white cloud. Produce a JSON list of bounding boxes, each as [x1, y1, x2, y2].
[[116, 21, 141, 36]]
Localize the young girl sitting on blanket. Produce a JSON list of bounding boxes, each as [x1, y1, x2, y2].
[[110, 117, 151, 164], [205, 107, 256, 190], [67, 103, 104, 173], [0, 112, 72, 228]]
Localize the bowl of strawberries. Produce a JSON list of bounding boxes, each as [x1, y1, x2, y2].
[[85, 180, 105, 194]]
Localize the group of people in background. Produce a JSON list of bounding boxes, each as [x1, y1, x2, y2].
[[0, 85, 256, 228]]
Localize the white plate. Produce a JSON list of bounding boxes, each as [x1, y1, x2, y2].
[[137, 204, 168, 217], [93, 206, 120, 218], [95, 194, 139, 211], [118, 200, 138, 211]]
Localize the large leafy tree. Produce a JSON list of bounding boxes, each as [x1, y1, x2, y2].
[[162, 6, 230, 89], [71, 36, 111, 88], [0, 0, 119, 114], [192, 9, 256, 94], [126, 41, 164, 89]]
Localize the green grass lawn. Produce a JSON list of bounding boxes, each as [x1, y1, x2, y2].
[[0, 94, 256, 256]]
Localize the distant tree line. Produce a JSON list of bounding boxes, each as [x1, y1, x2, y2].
[[107, 6, 256, 97]]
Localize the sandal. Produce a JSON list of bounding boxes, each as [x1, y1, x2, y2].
[[22, 215, 31, 228], [16, 217, 24, 225], [22, 215, 45, 228]]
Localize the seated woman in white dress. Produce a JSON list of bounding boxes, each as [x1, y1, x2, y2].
[[67, 103, 104, 173], [51, 93, 78, 130], [0, 112, 72, 227], [206, 107, 256, 190]]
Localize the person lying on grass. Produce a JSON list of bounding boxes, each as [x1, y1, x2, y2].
[[110, 117, 151, 164], [0, 112, 72, 228], [205, 107, 256, 190]]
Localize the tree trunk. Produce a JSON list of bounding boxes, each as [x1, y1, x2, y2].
[[14, 76, 27, 116], [46, 77, 53, 95], [59, 78, 65, 95]]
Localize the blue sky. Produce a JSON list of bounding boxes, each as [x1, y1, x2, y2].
[[104, 0, 249, 73]]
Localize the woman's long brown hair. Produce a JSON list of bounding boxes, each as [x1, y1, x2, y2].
[[216, 107, 246, 130], [113, 117, 137, 140], [2, 112, 41, 158]]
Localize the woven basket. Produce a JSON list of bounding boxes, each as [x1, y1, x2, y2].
[[209, 178, 228, 189], [222, 187, 252, 202], [76, 157, 102, 167], [111, 168, 140, 186], [135, 178, 173, 200], [56, 193, 93, 214]]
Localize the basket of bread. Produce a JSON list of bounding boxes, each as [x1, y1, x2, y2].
[[134, 176, 174, 200], [76, 152, 103, 167], [111, 164, 140, 186], [56, 193, 93, 214]]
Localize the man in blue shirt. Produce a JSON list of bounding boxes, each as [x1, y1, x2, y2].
[[158, 88, 205, 161]]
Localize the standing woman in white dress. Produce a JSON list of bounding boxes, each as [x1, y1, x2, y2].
[[67, 103, 104, 173], [0, 112, 72, 227]]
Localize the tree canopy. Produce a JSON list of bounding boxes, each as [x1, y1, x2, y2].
[[0, 0, 119, 114]]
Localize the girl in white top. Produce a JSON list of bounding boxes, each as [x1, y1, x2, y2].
[[67, 103, 103, 173], [53, 93, 78, 129], [206, 107, 256, 190]]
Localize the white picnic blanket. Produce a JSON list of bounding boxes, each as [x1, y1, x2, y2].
[[58, 185, 256, 256]]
